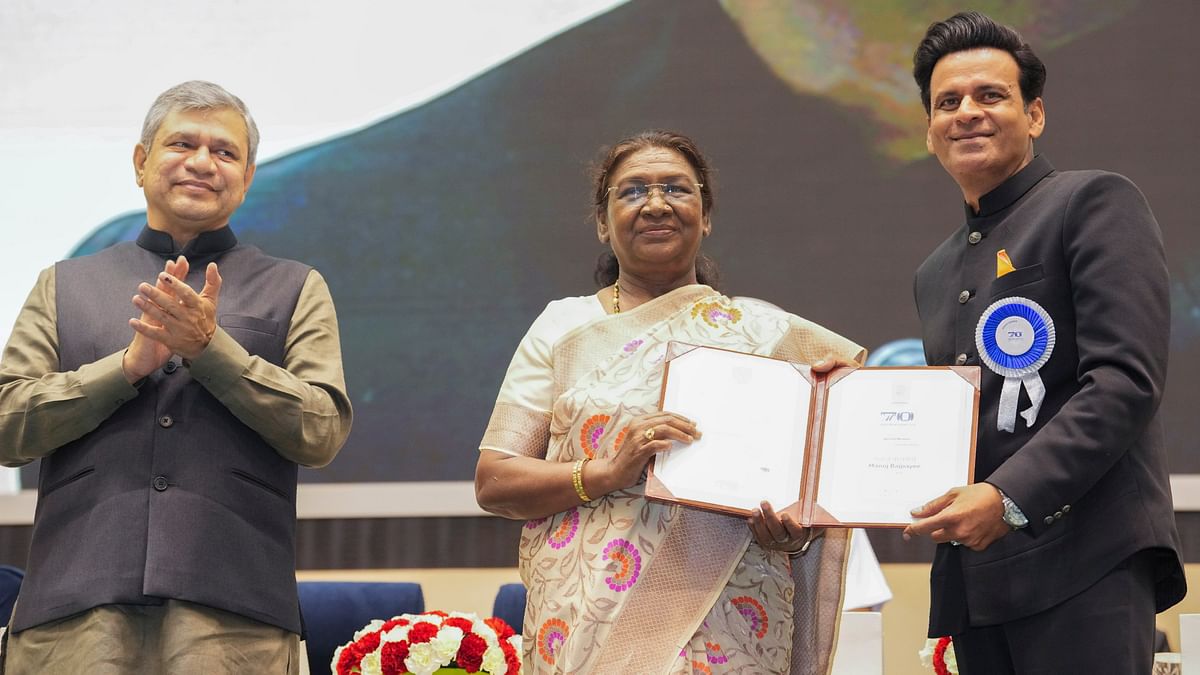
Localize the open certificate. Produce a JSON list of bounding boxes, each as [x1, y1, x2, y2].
[[645, 342, 979, 528]]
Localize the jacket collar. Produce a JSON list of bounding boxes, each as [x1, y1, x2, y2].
[[136, 225, 238, 260], [966, 155, 1055, 221]]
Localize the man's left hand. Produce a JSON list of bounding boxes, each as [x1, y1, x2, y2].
[[130, 261, 222, 360], [904, 483, 1010, 551]]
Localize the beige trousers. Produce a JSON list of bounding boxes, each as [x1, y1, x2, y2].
[[4, 599, 299, 675]]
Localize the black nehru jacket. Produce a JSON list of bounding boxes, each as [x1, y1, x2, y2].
[[914, 155, 1185, 634], [10, 226, 312, 634]]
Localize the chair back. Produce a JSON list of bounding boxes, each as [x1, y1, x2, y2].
[[491, 583, 526, 634], [298, 581, 424, 675], [0, 565, 23, 627]]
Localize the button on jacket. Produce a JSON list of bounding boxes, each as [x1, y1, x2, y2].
[[913, 156, 1185, 633], [0, 226, 353, 634]]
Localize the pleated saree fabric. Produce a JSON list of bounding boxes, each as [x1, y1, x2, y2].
[[481, 285, 864, 674]]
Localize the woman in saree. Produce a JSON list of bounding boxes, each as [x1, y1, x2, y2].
[[475, 130, 865, 674]]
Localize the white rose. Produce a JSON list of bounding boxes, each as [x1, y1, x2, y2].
[[406, 641, 445, 675], [359, 650, 382, 675], [353, 620, 384, 641], [382, 624, 409, 643], [481, 645, 507, 675], [943, 641, 958, 674], [432, 625, 465, 662], [918, 638, 938, 668]]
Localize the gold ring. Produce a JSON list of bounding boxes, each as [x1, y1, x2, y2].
[[644, 427, 656, 442]]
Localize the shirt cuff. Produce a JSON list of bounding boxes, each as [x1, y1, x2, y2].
[[186, 326, 251, 396], [79, 351, 140, 414]]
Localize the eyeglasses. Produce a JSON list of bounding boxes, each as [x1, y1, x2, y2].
[[606, 182, 703, 206]]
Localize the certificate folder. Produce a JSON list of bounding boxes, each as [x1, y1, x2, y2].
[[645, 342, 979, 528]]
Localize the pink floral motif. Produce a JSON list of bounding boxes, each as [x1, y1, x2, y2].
[[537, 618, 568, 665], [524, 517, 546, 530], [602, 538, 643, 591], [691, 300, 742, 328], [623, 338, 643, 353], [705, 641, 728, 665], [579, 414, 610, 459], [730, 596, 769, 639], [548, 509, 579, 549]]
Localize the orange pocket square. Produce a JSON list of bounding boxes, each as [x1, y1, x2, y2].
[[996, 249, 1016, 278]]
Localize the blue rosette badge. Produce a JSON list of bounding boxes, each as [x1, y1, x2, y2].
[[975, 297, 1056, 432]]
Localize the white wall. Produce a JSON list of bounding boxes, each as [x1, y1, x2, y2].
[[0, 0, 626, 346], [0, 0, 626, 493]]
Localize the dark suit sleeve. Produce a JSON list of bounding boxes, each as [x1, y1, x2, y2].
[[986, 173, 1169, 535]]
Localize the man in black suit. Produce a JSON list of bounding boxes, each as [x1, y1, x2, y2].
[[904, 12, 1185, 674]]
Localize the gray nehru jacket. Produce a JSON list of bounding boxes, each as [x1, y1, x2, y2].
[[0, 225, 353, 634]]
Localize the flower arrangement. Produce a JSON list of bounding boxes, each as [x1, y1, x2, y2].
[[918, 636, 957, 675], [333, 611, 522, 675]]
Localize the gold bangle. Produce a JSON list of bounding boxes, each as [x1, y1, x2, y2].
[[572, 458, 592, 503]]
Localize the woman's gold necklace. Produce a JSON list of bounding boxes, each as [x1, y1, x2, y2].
[[612, 282, 621, 314]]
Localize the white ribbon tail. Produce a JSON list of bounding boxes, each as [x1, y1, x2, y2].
[[1020, 373, 1046, 428], [997, 376, 1020, 433]]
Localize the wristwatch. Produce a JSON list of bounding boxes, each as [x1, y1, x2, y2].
[[997, 488, 1029, 530]]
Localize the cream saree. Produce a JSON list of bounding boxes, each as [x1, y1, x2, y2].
[[480, 286, 864, 674]]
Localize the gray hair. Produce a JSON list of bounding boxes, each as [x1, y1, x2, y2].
[[139, 80, 260, 165]]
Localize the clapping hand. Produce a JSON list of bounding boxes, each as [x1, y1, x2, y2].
[[122, 257, 187, 383], [128, 255, 223, 362]]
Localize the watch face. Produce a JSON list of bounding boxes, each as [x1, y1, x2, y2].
[[1002, 498, 1028, 528]]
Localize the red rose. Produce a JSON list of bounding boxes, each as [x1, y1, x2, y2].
[[485, 617, 516, 641], [336, 645, 363, 675], [501, 639, 520, 673], [408, 621, 439, 643], [455, 632, 488, 672], [358, 631, 382, 654], [933, 636, 952, 675], [382, 618, 411, 632], [380, 640, 411, 675]]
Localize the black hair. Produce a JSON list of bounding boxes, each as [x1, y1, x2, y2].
[[913, 11, 1046, 114], [589, 130, 720, 290]]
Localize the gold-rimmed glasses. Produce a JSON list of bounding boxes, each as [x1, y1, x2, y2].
[[606, 181, 703, 206]]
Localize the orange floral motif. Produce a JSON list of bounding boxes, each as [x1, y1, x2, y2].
[[731, 595, 769, 639], [612, 426, 629, 454], [537, 618, 569, 664], [705, 640, 728, 664], [548, 508, 579, 549], [691, 660, 713, 674], [579, 414, 611, 459], [691, 301, 742, 328]]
